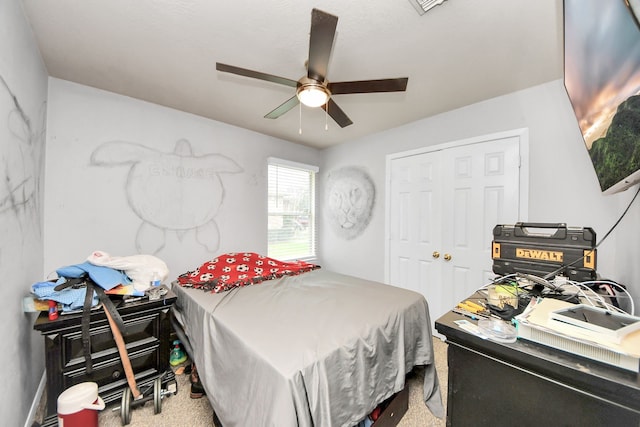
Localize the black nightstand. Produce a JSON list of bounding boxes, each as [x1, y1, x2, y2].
[[34, 289, 176, 426]]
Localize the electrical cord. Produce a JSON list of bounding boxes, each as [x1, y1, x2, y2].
[[579, 279, 635, 315], [517, 272, 558, 290], [476, 273, 635, 319], [542, 185, 640, 280], [556, 281, 610, 310]]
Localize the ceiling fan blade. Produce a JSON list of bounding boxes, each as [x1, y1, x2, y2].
[[265, 96, 300, 119], [216, 63, 298, 88], [328, 78, 409, 95], [307, 9, 338, 82], [322, 99, 353, 128]]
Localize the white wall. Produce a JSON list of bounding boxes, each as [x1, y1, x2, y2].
[[44, 78, 320, 280], [319, 79, 640, 311], [0, 0, 48, 425]]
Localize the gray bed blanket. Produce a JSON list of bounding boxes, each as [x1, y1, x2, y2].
[[172, 269, 444, 427]]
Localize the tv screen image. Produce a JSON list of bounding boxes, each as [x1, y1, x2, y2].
[[564, 0, 640, 194]]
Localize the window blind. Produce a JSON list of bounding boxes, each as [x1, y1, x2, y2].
[[267, 158, 318, 261]]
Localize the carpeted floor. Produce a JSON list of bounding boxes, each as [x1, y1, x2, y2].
[[38, 337, 448, 426], [97, 370, 215, 427], [397, 337, 447, 427]]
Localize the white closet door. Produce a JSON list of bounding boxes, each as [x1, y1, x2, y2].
[[388, 151, 442, 300], [387, 131, 526, 330]]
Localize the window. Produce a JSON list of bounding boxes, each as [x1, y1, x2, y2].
[[267, 158, 318, 261]]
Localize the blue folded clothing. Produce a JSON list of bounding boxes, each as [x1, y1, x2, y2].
[[32, 279, 98, 312], [56, 261, 130, 290]]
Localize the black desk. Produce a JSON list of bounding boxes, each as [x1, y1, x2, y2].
[[435, 310, 640, 427]]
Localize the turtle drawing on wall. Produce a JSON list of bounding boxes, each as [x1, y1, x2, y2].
[[325, 166, 375, 240], [91, 138, 243, 254]]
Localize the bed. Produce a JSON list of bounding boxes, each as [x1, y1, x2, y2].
[[171, 258, 443, 427]]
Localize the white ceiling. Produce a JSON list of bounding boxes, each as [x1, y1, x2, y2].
[[21, 0, 564, 149]]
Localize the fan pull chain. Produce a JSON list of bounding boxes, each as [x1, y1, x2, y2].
[[299, 102, 302, 135], [325, 102, 328, 131]]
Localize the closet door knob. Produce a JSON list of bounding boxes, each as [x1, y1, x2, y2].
[[432, 251, 440, 259], [444, 253, 452, 261]]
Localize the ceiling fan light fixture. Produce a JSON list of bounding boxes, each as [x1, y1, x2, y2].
[[297, 80, 330, 108], [216, 9, 407, 128]]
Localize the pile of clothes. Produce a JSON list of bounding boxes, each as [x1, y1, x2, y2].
[[31, 250, 169, 312]]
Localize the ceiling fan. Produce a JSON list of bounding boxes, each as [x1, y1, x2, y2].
[[216, 8, 409, 128]]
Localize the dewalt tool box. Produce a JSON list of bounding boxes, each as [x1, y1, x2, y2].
[[492, 222, 597, 282]]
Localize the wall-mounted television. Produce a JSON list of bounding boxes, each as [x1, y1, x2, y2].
[[563, 0, 640, 194]]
